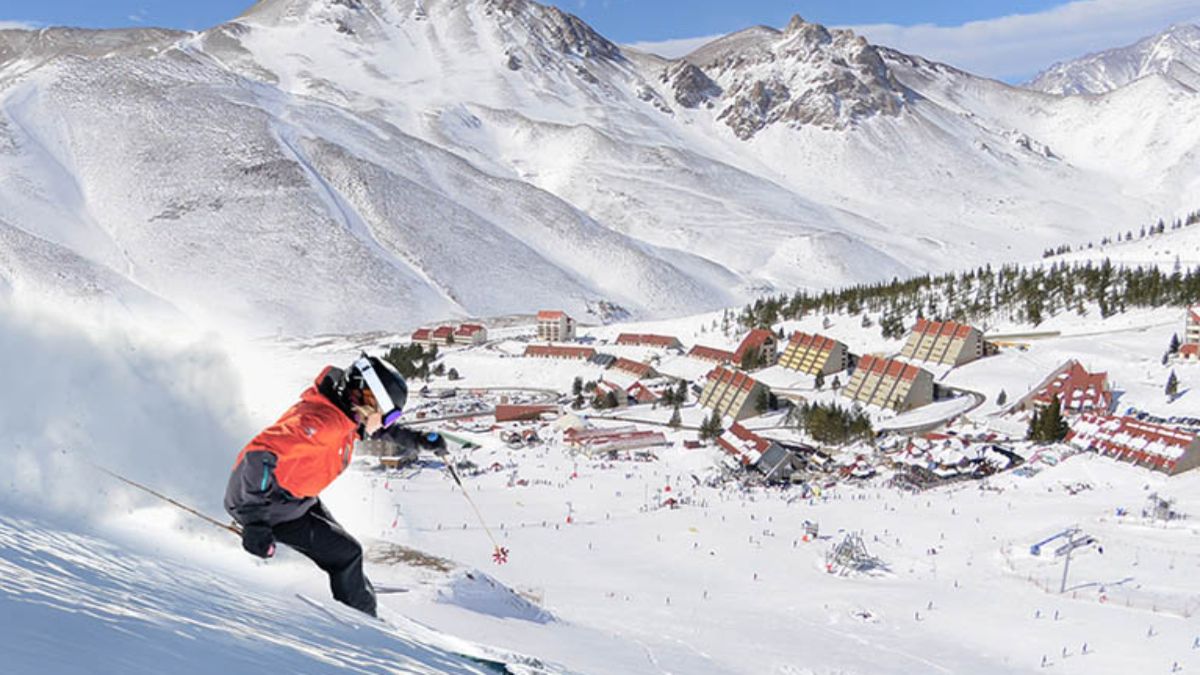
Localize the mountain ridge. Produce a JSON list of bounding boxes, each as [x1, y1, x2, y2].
[[1028, 22, 1200, 95], [0, 2, 1197, 335]]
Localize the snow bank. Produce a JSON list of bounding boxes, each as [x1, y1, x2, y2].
[[435, 570, 555, 624], [0, 298, 254, 520]]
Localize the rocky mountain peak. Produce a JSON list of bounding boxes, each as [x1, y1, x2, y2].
[[782, 14, 831, 45], [677, 16, 907, 138]]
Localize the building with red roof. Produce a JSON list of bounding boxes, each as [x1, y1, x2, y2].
[[564, 427, 668, 456], [779, 331, 849, 376], [1186, 305, 1200, 349], [615, 333, 682, 350], [900, 319, 985, 367], [592, 380, 628, 407], [537, 310, 576, 342], [842, 355, 934, 412], [1181, 343, 1199, 362], [734, 329, 779, 368], [611, 358, 657, 380], [1013, 360, 1112, 414], [455, 323, 488, 345], [688, 344, 736, 364], [494, 404, 559, 423], [626, 381, 660, 405], [1067, 414, 1200, 475], [411, 328, 433, 348], [523, 344, 596, 360], [716, 422, 798, 483], [431, 325, 456, 345], [698, 367, 771, 420]]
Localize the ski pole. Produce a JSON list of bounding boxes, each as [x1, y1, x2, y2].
[[444, 460, 508, 565], [89, 461, 242, 536]]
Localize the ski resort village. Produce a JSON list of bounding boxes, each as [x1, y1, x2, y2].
[[7, 0, 1200, 673]]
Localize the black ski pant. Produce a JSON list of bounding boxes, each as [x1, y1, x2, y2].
[[273, 500, 377, 617]]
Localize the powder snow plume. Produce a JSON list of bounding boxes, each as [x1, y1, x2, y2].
[[0, 297, 255, 520]]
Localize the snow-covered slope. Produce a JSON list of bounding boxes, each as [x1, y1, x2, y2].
[[1029, 23, 1200, 95], [1, 4, 1199, 336]]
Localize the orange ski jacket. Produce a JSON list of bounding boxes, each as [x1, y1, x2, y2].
[[225, 367, 360, 527]]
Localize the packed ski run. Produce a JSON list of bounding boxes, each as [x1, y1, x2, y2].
[[4, 1, 1200, 673]]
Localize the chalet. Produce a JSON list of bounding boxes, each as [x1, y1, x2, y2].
[[688, 345, 736, 364], [411, 328, 434, 348], [1012, 360, 1113, 414], [698, 367, 771, 421], [593, 380, 628, 408], [842, 355, 934, 412], [716, 422, 798, 483], [494, 404, 558, 423], [1181, 344, 1199, 363], [900, 319, 985, 367], [734, 329, 779, 368], [537, 310, 576, 342], [1067, 414, 1200, 476], [611, 358, 657, 380], [523, 345, 596, 360], [455, 323, 488, 345], [778, 331, 849, 376], [431, 325, 456, 346], [627, 382, 660, 405], [615, 333, 682, 350]]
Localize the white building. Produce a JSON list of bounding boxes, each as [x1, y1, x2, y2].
[[537, 310, 576, 342]]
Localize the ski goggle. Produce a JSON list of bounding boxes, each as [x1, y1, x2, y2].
[[354, 357, 403, 428]]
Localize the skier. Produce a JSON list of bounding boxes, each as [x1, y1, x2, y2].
[[224, 354, 446, 616]]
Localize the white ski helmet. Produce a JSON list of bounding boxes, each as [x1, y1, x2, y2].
[[350, 355, 408, 428]]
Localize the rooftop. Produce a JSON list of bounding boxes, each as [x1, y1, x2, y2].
[[856, 355, 926, 382], [911, 318, 977, 339], [787, 331, 841, 352]]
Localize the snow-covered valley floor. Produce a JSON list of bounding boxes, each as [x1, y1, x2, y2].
[[3, 299, 1200, 674]]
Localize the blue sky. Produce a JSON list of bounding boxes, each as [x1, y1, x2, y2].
[[3, 1, 1199, 81]]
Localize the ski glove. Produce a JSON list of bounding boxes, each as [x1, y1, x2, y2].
[[421, 432, 448, 457], [241, 523, 276, 559]]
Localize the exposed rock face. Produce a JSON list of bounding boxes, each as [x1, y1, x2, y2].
[[483, 0, 621, 61], [686, 15, 909, 138], [661, 61, 722, 109]]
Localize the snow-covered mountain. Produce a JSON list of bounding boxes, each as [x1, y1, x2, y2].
[[1029, 23, 1200, 95], [0, 2, 1198, 335]]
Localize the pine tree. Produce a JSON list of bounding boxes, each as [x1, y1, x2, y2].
[[1169, 333, 1181, 354], [754, 387, 770, 414], [604, 390, 620, 409], [676, 379, 688, 405], [815, 372, 825, 391], [573, 393, 584, 410], [1026, 409, 1041, 442], [831, 376, 841, 391], [997, 389, 1007, 406], [447, 368, 460, 381], [668, 406, 682, 429], [709, 410, 725, 437], [1036, 395, 1069, 443], [1166, 370, 1179, 399], [572, 376, 583, 397]]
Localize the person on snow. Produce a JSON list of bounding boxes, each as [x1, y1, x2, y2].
[[224, 354, 447, 617]]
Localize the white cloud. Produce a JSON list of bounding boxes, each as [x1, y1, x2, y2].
[[624, 34, 724, 59], [846, 0, 1200, 82], [623, 0, 1200, 79]]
